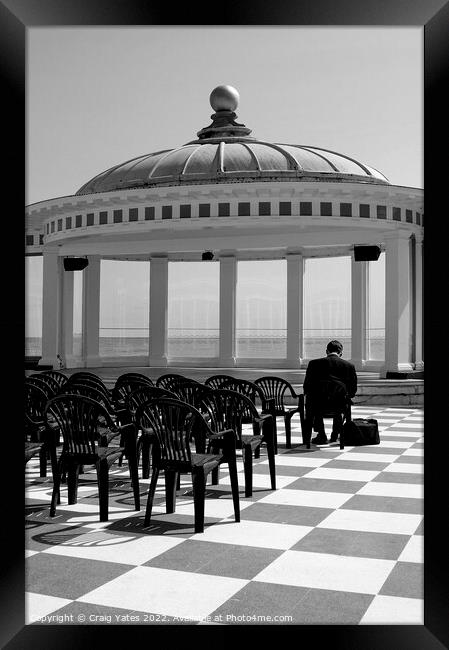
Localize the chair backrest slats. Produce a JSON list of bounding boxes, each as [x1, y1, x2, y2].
[[254, 376, 295, 411], [135, 398, 206, 464]]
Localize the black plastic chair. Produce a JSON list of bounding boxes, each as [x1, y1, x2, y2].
[[125, 386, 178, 479], [41, 370, 69, 389], [25, 382, 60, 477], [254, 376, 302, 449], [26, 374, 60, 397], [44, 394, 140, 520], [302, 380, 352, 450], [135, 397, 240, 533], [155, 373, 188, 391], [200, 389, 276, 497], [112, 374, 155, 409], [219, 377, 278, 454], [204, 374, 235, 390]]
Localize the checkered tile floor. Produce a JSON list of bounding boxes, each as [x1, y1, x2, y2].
[[25, 406, 423, 626]]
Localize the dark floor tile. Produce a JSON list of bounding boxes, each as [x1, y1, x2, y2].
[[411, 443, 424, 449], [26, 553, 133, 600], [210, 581, 310, 622], [144, 539, 282, 580], [345, 446, 402, 455], [34, 601, 138, 625], [253, 464, 312, 477], [287, 477, 365, 493], [288, 587, 374, 624], [380, 436, 421, 443], [241, 503, 332, 527], [291, 527, 410, 560], [393, 456, 424, 465], [373, 472, 423, 484], [379, 562, 423, 599], [323, 459, 389, 472], [106, 513, 217, 538], [341, 495, 423, 514]]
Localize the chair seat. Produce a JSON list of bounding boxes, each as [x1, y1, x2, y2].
[[191, 453, 223, 469], [241, 435, 263, 450]]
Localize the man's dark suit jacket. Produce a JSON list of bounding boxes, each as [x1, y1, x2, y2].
[[303, 353, 357, 398]]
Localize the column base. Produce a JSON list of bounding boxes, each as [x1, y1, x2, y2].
[[85, 356, 102, 369], [218, 356, 236, 368], [385, 370, 424, 379], [38, 357, 59, 370], [149, 356, 168, 367], [414, 360, 424, 371]]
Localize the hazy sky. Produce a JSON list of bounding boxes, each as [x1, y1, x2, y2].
[[27, 26, 423, 205], [25, 27, 421, 343]]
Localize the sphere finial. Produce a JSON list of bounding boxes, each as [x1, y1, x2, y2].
[[209, 85, 240, 112]]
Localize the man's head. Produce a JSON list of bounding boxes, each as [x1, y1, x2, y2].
[[326, 340, 343, 356]]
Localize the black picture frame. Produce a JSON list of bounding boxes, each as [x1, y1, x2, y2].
[[2, 1, 448, 648]]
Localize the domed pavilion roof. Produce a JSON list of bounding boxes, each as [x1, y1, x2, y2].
[[76, 85, 389, 195]]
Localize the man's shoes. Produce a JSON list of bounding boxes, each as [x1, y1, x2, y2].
[[329, 432, 339, 443], [311, 434, 328, 445]]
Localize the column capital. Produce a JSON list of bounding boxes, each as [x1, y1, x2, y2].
[[413, 231, 424, 244], [150, 254, 168, 262]]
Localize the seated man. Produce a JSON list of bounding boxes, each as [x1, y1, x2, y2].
[[303, 339, 357, 444]]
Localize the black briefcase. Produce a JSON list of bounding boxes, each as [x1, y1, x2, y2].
[[343, 418, 380, 446]]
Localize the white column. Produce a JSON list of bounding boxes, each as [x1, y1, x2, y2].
[[149, 256, 168, 366], [219, 255, 237, 366], [351, 257, 367, 370], [414, 232, 424, 371], [384, 230, 414, 376], [286, 253, 303, 368], [83, 255, 101, 368], [39, 250, 61, 368], [61, 270, 75, 368]]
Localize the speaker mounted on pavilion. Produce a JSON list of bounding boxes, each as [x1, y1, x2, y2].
[[201, 251, 214, 261], [63, 257, 89, 271], [353, 245, 381, 262]]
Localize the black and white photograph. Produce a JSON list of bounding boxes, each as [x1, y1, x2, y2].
[[3, 3, 443, 644]]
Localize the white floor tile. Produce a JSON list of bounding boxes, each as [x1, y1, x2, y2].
[[78, 566, 248, 620], [191, 518, 312, 549], [342, 452, 400, 463], [402, 449, 424, 457], [253, 550, 395, 595], [219, 473, 298, 490], [378, 441, 415, 449], [397, 536, 424, 563], [318, 509, 422, 535], [257, 488, 353, 509], [388, 423, 423, 429], [42, 531, 184, 565], [25, 549, 39, 558], [383, 463, 423, 474], [381, 431, 422, 438], [26, 592, 72, 624], [259, 456, 330, 468], [360, 595, 424, 624], [357, 481, 423, 499], [303, 467, 381, 482]]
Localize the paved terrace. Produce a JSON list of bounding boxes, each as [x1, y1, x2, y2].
[[26, 404, 423, 626]]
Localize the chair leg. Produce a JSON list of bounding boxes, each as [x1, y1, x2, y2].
[[39, 447, 47, 478], [165, 470, 178, 514], [97, 460, 109, 522], [127, 449, 140, 512], [176, 473, 181, 490], [285, 414, 292, 449], [243, 445, 253, 497], [227, 458, 240, 523], [192, 468, 206, 533], [211, 466, 220, 485], [67, 463, 80, 505], [50, 457, 64, 517], [144, 467, 159, 526], [141, 437, 151, 479]]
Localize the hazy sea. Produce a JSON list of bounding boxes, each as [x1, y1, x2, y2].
[[25, 336, 385, 361]]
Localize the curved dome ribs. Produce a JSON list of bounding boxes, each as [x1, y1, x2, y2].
[[299, 145, 375, 177], [75, 87, 390, 195]]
